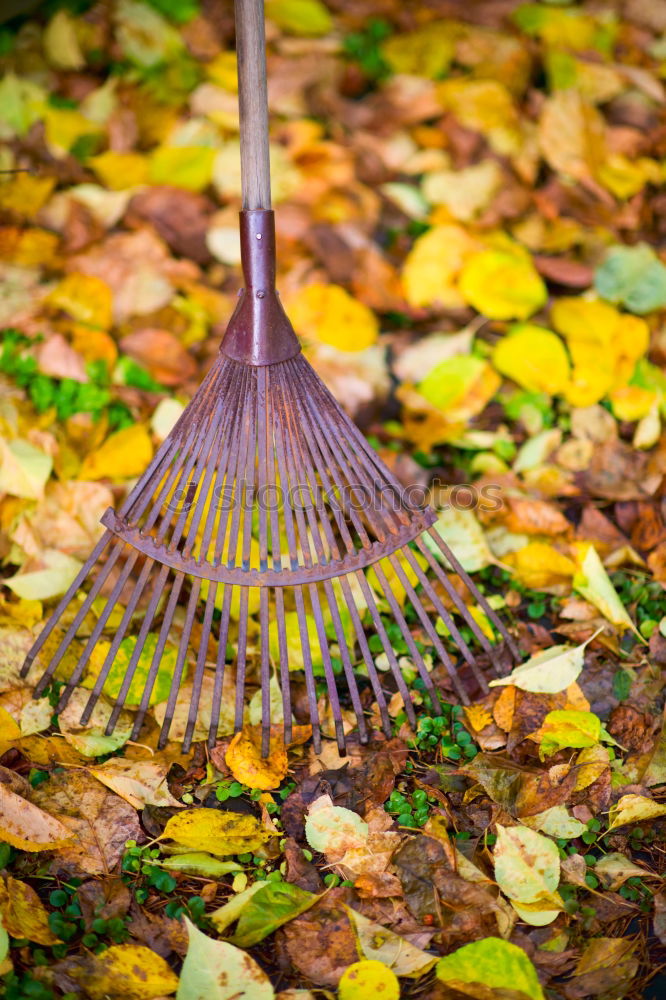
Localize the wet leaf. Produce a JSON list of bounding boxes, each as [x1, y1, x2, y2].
[[177, 916, 275, 999], [161, 808, 272, 856], [338, 960, 400, 1000], [436, 937, 544, 1000]]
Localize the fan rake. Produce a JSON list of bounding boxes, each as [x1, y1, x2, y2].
[[21, 0, 519, 755]]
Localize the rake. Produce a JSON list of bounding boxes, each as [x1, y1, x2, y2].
[[22, 0, 519, 755]]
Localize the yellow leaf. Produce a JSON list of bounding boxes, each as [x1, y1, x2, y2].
[[225, 728, 289, 791], [44, 10, 85, 70], [205, 51, 238, 91], [47, 272, 113, 329], [0, 439, 52, 500], [68, 943, 178, 1000], [179, 917, 275, 1000], [89, 151, 150, 189], [71, 327, 118, 366], [90, 759, 183, 810], [367, 548, 429, 607], [418, 355, 500, 419], [402, 224, 479, 309], [265, 0, 333, 36], [574, 744, 610, 792], [493, 324, 571, 395], [338, 961, 400, 1000], [0, 783, 73, 852], [287, 283, 378, 352], [503, 541, 576, 589], [572, 543, 640, 636], [609, 385, 658, 422], [149, 146, 217, 192], [269, 610, 322, 672], [382, 22, 455, 78], [535, 709, 602, 758], [597, 154, 661, 200], [438, 79, 523, 156], [427, 507, 494, 574], [607, 794, 666, 833], [42, 107, 101, 155], [459, 248, 547, 320], [489, 630, 602, 695], [0, 175, 56, 219], [4, 550, 82, 601], [161, 808, 272, 856], [493, 824, 562, 926], [0, 227, 59, 268], [0, 706, 21, 754], [79, 424, 153, 481], [0, 876, 60, 945], [538, 90, 606, 182], [423, 160, 502, 223]]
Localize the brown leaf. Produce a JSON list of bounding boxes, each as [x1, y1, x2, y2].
[[77, 879, 131, 931], [284, 837, 324, 893], [277, 890, 358, 987], [30, 770, 141, 875], [119, 329, 196, 386], [126, 187, 213, 263]]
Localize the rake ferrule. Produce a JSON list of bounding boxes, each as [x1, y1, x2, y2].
[[220, 210, 301, 366]]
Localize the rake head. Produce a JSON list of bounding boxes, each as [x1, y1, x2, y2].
[[22, 211, 519, 754]]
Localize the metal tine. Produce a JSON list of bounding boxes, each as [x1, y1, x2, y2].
[[400, 545, 487, 689], [80, 558, 154, 725], [387, 551, 473, 704], [121, 358, 228, 525], [271, 367, 308, 573], [299, 358, 410, 529], [354, 570, 417, 728], [206, 371, 254, 749], [105, 563, 172, 732], [294, 586, 321, 752], [234, 587, 250, 733], [264, 368, 292, 739], [424, 528, 520, 660], [207, 584, 234, 749], [26, 533, 118, 685], [293, 360, 393, 544], [131, 571, 185, 741], [273, 367, 314, 570], [257, 367, 271, 755], [183, 581, 218, 752], [322, 579, 369, 743], [157, 580, 201, 749], [338, 575, 392, 737], [416, 532, 518, 666], [49, 545, 132, 706], [286, 384, 370, 742], [308, 583, 346, 754], [371, 560, 445, 713], [259, 588, 271, 757]]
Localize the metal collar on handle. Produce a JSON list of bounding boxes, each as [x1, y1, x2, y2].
[[220, 209, 301, 366]]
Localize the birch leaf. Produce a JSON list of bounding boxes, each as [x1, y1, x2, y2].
[[489, 629, 602, 693], [177, 917, 275, 1000]]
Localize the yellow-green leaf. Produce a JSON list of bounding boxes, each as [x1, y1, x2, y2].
[[265, 0, 333, 36], [494, 824, 561, 926], [177, 917, 275, 1000], [459, 248, 547, 320], [537, 709, 602, 759], [572, 543, 640, 637], [492, 324, 571, 395], [436, 937, 544, 1000], [161, 808, 272, 856], [607, 794, 666, 834]]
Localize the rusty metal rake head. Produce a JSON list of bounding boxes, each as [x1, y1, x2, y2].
[[21, 2, 520, 755]]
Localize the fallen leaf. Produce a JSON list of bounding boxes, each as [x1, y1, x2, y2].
[[304, 795, 369, 861], [594, 243, 666, 315], [426, 507, 495, 573], [338, 960, 400, 1000], [228, 882, 317, 948], [177, 916, 274, 999], [0, 439, 52, 500], [436, 937, 544, 1000], [402, 224, 479, 309], [459, 246, 547, 321], [286, 283, 378, 352], [492, 324, 571, 395], [79, 424, 154, 480], [225, 728, 289, 791], [607, 794, 666, 833], [346, 907, 436, 977], [0, 875, 60, 945], [489, 630, 601, 694], [65, 942, 178, 1000], [572, 543, 640, 636], [160, 808, 272, 856], [90, 758, 183, 810], [594, 853, 653, 890], [0, 782, 73, 852], [536, 709, 603, 759], [493, 824, 561, 925]]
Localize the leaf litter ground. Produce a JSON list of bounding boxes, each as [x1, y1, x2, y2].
[[1, 0, 666, 998]]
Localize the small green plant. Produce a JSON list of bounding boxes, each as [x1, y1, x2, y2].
[[342, 19, 393, 81], [412, 701, 478, 762], [386, 787, 435, 828], [2, 971, 56, 1000], [122, 841, 177, 903]]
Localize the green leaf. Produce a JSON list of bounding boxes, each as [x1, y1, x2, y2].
[[436, 937, 544, 1000], [265, 0, 333, 36], [229, 883, 317, 948], [573, 545, 640, 638], [595, 244, 666, 315], [538, 709, 601, 758], [97, 633, 178, 707], [176, 917, 275, 1000], [159, 854, 241, 878]]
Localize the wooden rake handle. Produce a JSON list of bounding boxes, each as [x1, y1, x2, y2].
[[235, 0, 272, 210]]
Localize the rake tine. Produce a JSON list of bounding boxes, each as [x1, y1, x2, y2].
[[338, 575, 392, 737], [79, 558, 154, 725], [22, 533, 114, 680], [322, 579, 369, 743], [54, 549, 139, 711], [207, 584, 234, 749], [371, 561, 446, 711], [273, 588, 292, 744], [259, 588, 271, 757], [401, 546, 489, 693], [131, 571, 186, 741], [294, 585, 322, 752], [355, 570, 417, 729], [183, 581, 218, 752], [308, 583, 346, 753], [234, 587, 250, 733], [388, 551, 475, 703], [158, 580, 201, 749], [105, 563, 171, 733]]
